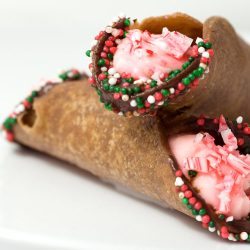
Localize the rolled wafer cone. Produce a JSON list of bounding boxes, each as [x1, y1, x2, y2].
[[90, 13, 250, 119], [4, 75, 250, 242]]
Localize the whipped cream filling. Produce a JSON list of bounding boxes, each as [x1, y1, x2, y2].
[[169, 116, 250, 220], [113, 28, 194, 81]]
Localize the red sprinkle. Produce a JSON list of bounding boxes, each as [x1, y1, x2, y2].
[[6, 132, 14, 142], [184, 190, 192, 198], [175, 170, 182, 177], [243, 127, 250, 135], [207, 49, 214, 56], [201, 57, 209, 64], [105, 40, 113, 47], [113, 93, 121, 100], [189, 197, 197, 205], [197, 118, 205, 126], [101, 52, 107, 58], [138, 108, 146, 114], [180, 184, 188, 192], [237, 138, 245, 146], [103, 46, 109, 53], [144, 101, 151, 108], [154, 92, 163, 101], [98, 73, 106, 80], [213, 118, 219, 124], [202, 215, 210, 224], [110, 47, 117, 54], [23, 100, 30, 108], [88, 77, 95, 84], [194, 202, 202, 210]]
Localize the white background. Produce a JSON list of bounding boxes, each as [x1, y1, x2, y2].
[[0, 0, 250, 249]]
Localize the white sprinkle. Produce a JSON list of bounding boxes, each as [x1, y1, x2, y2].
[[134, 79, 143, 85], [146, 79, 151, 83], [108, 68, 116, 75], [101, 67, 107, 72], [114, 73, 120, 79], [105, 26, 113, 33], [108, 77, 117, 85], [147, 95, 155, 104], [133, 111, 139, 116], [217, 230, 220, 236], [130, 100, 137, 107], [226, 216, 234, 222], [199, 63, 207, 69], [228, 233, 237, 241], [202, 51, 210, 58], [158, 101, 164, 106], [240, 232, 248, 240], [14, 104, 25, 114], [169, 88, 175, 94], [175, 177, 184, 187], [91, 40, 98, 47], [198, 47, 205, 54], [205, 67, 210, 74], [236, 116, 243, 124], [178, 192, 184, 199], [118, 13, 126, 19], [208, 227, 216, 232], [122, 95, 129, 101], [195, 215, 202, 222], [112, 29, 120, 37], [195, 37, 203, 44], [118, 112, 123, 116], [115, 39, 121, 45]]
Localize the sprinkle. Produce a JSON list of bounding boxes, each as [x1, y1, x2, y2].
[[147, 95, 155, 104], [130, 100, 137, 107], [105, 26, 113, 33], [114, 73, 120, 79], [169, 88, 175, 94], [228, 233, 237, 241], [199, 63, 207, 69], [122, 95, 129, 101], [108, 68, 116, 75], [198, 47, 205, 54], [240, 232, 248, 240], [101, 67, 107, 72], [208, 227, 216, 232], [108, 77, 117, 85], [236, 116, 243, 124], [178, 192, 185, 199], [175, 177, 184, 186], [195, 215, 202, 222], [195, 37, 203, 44], [226, 216, 234, 222], [202, 51, 210, 58]]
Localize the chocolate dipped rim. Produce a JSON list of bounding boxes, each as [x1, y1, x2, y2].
[[88, 13, 213, 117], [2, 69, 87, 142], [167, 115, 250, 242]]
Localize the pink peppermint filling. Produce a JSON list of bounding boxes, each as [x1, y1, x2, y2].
[[113, 28, 194, 81], [169, 116, 250, 220]]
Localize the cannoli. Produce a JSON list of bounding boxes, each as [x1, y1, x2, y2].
[[2, 73, 250, 242], [87, 13, 250, 118]]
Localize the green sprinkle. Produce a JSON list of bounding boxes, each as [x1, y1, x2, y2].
[[96, 89, 102, 96], [182, 61, 191, 70], [198, 41, 205, 48], [97, 59, 105, 67], [102, 78, 109, 85], [26, 96, 33, 103], [133, 86, 141, 93], [150, 80, 157, 88], [188, 170, 197, 177], [59, 72, 68, 81], [187, 204, 193, 210], [121, 88, 128, 94], [136, 97, 143, 104], [137, 103, 144, 109], [124, 31, 128, 37], [107, 53, 113, 60], [192, 209, 199, 216], [209, 221, 215, 228], [218, 214, 225, 220], [109, 85, 115, 92], [104, 103, 112, 111], [182, 77, 191, 86], [127, 77, 134, 84], [31, 91, 38, 98], [199, 208, 206, 215], [182, 198, 189, 204], [114, 86, 120, 93], [124, 19, 130, 27], [205, 42, 212, 49], [161, 89, 170, 97], [189, 56, 194, 62], [247, 235, 250, 242], [85, 50, 91, 57], [103, 83, 109, 91], [188, 73, 195, 81]]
